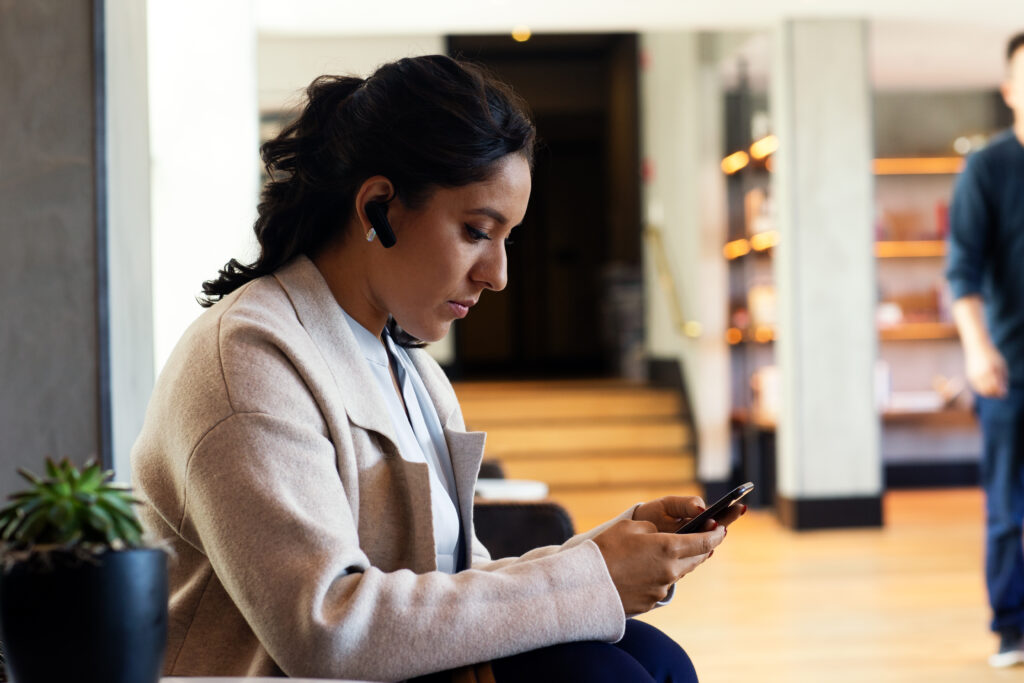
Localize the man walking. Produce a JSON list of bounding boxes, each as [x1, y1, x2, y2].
[[947, 31, 1024, 668]]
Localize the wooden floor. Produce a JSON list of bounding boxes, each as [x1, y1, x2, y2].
[[455, 381, 1003, 680], [640, 488, 998, 682]]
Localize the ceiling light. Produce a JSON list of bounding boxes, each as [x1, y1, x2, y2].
[[512, 25, 531, 42]]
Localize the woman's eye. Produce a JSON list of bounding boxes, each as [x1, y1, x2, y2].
[[465, 225, 490, 241]]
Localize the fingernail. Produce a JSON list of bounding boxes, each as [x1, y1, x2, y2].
[[708, 550, 714, 558], [723, 527, 728, 536], [709, 519, 718, 529], [741, 504, 748, 516], [695, 506, 706, 513]]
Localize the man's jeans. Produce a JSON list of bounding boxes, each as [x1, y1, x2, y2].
[[978, 387, 1024, 633]]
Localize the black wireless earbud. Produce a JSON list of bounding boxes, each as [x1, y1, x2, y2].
[[364, 201, 397, 248]]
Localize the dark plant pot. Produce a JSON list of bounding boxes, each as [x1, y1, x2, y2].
[[0, 548, 168, 683]]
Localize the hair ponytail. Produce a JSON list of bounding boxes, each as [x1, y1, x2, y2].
[[199, 56, 536, 326], [199, 76, 366, 305]]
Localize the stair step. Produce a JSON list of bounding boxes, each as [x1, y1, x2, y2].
[[481, 419, 691, 456], [461, 395, 683, 425], [455, 379, 696, 503], [500, 452, 695, 488], [454, 381, 683, 423], [488, 446, 691, 462]]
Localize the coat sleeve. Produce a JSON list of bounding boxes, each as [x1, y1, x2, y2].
[[469, 505, 640, 571], [182, 411, 625, 682], [946, 153, 994, 301]]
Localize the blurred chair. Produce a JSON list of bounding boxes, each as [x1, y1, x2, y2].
[[474, 459, 575, 559]]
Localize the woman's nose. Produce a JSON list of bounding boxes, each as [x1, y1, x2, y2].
[[474, 244, 508, 292]]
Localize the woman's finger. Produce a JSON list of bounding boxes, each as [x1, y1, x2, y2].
[[670, 525, 725, 560], [715, 502, 747, 528], [659, 495, 706, 521]]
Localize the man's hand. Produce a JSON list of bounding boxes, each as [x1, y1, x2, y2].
[[953, 295, 1009, 398], [966, 342, 1009, 398]]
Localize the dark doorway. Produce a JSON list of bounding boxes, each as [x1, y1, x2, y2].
[[447, 33, 642, 380]]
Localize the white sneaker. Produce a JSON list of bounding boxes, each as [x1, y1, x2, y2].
[[989, 649, 1024, 668], [989, 631, 1024, 668]]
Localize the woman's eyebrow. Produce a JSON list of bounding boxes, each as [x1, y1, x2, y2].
[[467, 207, 509, 224]]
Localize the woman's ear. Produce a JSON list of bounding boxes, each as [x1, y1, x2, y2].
[[354, 176, 395, 231], [353, 177, 398, 246]]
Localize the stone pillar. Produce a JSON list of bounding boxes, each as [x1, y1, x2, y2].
[[0, 0, 106, 495], [771, 19, 882, 528]]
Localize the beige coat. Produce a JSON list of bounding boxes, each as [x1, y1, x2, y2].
[[131, 256, 627, 682]]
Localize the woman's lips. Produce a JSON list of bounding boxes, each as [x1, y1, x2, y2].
[[448, 301, 471, 318]]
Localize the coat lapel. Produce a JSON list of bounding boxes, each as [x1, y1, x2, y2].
[[274, 258, 486, 571], [272, 256, 401, 451]]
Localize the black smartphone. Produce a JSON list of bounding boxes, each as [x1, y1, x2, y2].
[[674, 482, 754, 534]]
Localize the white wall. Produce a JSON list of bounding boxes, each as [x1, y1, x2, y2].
[[106, 0, 154, 479], [254, 0, 1019, 36], [259, 34, 445, 111], [640, 33, 732, 482], [148, 0, 260, 372]]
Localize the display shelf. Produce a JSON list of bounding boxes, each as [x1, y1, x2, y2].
[[873, 157, 965, 176], [878, 322, 958, 341], [726, 325, 776, 345], [732, 406, 975, 431], [723, 231, 779, 260], [875, 240, 946, 259], [882, 407, 975, 427]]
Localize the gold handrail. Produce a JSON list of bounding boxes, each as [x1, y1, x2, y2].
[[643, 226, 701, 339]]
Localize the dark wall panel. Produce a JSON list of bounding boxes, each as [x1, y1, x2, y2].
[[0, 0, 101, 496]]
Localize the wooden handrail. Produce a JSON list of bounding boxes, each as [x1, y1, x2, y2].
[[643, 226, 701, 339]]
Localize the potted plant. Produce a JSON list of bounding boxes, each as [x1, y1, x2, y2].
[[0, 458, 167, 683]]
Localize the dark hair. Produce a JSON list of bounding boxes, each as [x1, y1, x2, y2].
[[200, 55, 536, 318], [1008, 32, 1024, 63]]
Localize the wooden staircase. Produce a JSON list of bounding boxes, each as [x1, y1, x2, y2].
[[453, 379, 699, 529]]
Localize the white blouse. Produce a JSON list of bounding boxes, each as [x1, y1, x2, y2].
[[341, 309, 463, 573]]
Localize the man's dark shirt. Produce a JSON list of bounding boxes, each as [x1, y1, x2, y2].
[[947, 129, 1024, 388]]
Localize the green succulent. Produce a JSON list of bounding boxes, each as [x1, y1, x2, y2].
[[0, 458, 144, 555]]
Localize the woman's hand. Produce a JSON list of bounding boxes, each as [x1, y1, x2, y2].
[[591, 518, 726, 615], [633, 495, 745, 532]]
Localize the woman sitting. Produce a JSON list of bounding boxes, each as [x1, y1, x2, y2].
[[132, 54, 739, 683]]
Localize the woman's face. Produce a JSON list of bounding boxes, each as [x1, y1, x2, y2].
[[370, 153, 532, 342]]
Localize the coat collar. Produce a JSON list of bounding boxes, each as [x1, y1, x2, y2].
[[272, 255, 400, 450], [273, 255, 488, 565]]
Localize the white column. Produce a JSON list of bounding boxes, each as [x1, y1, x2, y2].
[[106, 0, 154, 479], [771, 19, 881, 527], [148, 0, 260, 372], [640, 33, 731, 485]]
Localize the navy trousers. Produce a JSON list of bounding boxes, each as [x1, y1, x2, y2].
[[491, 619, 697, 682], [412, 619, 698, 682], [977, 388, 1024, 634]]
